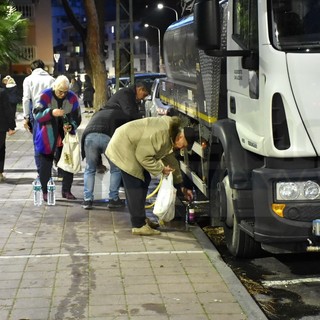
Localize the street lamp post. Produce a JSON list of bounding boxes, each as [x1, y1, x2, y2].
[[144, 23, 161, 72], [157, 3, 179, 21], [135, 36, 149, 72]]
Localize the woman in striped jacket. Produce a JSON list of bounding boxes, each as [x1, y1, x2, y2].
[[34, 75, 81, 201]]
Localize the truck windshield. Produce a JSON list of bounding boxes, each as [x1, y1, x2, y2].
[[270, 0, 320, 51]]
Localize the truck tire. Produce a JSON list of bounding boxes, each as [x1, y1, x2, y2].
[[216, 154, 261, 258]]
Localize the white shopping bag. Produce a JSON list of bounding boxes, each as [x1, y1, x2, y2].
[[153, 172, 176, 223], [57, 133, 82, 174]]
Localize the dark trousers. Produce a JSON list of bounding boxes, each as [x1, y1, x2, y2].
[[84, 100, 93, 108], [121, 170, 151, 228], [39, 148, 73, 194], [0, 132, 6, 173], [30, 117, 40, 173]]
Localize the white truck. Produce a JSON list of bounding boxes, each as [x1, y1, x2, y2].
[[158, 0, 320, 257]]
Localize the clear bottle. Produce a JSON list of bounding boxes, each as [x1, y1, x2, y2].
[[47, 178, 56, 206], [33, 177, 42, 206]]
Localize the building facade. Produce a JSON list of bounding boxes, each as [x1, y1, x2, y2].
[[8, 1, 157, 78], [11, 0, 54, 74]]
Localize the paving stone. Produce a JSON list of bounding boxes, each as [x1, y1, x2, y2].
[[0, 114, 266, 319]]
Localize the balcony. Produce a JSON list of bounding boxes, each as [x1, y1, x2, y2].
[[19, 45, 36, 61]]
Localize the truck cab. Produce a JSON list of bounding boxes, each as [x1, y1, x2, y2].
[[159, 0, 320, 257]]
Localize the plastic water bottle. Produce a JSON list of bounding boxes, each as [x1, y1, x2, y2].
[[47, 178, 56, 206], [33, 177, 42, 206]]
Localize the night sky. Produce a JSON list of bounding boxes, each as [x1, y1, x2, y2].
[[131, 0, 182, 46]]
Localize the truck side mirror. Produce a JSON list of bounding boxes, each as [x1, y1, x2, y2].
[[242, 52, 259, 71], [194, 0, 220, 50]]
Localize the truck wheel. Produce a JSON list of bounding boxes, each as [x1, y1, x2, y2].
[[217, 155, 261, 258]]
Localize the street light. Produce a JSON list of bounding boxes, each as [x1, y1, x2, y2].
[[135, 36, 149, 72], [144, 23, 161, 72], [157, 3, 178, 21]]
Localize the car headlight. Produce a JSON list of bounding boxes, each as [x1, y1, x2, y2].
[[276, 181, 320, 201]]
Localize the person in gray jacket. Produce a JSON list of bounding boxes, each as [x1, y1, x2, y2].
[[106, 116, 196, 236]]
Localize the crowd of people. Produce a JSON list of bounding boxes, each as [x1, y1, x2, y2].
[[1, 58, 195, 236]]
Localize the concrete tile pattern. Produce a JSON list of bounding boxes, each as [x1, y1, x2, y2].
[[0, 113, 267, 320]]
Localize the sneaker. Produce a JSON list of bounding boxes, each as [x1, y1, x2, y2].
[[82, 200, 93, 210], [0, 173, 6, 182], [108, 198, 125, 208], [132, 224, 161, 236], [145, 218, 160, 229]]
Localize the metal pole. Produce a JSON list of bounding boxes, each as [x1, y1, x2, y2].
[[115, 0, 120, 91], [157, 28, 161, 72], [129, 0, 134, 85], [144, 24, 161, 72], [145, 39, 148, 72]]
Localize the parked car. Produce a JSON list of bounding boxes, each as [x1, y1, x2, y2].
[[144, 78, 172, 117], [108, 73, 166, 95]]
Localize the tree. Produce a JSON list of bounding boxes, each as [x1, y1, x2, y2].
[[0, 1, 27, 65], [83, 0, 107, 109], [60, 0, 107, 109]]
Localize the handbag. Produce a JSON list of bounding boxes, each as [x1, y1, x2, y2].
[[153, 172, 177, 223], [57, 132, 81, 174]]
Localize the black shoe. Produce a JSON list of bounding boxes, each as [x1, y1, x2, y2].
[[108, 198, 125, 208], [97, 164, 107, 174], [62, 191, 76, 200], [82, 200, 93, 210]]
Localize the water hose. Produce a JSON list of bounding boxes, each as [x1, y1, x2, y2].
[[145, 175, 163, 209]]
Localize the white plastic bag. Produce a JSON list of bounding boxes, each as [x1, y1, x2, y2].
[[153, 172, 176, 223], [57, 133, 82, 174]]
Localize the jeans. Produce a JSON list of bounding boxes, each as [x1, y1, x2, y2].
[[83, 132, 122, 201]]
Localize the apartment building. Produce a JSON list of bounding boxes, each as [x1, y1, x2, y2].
[[11, 0, 54, 75]]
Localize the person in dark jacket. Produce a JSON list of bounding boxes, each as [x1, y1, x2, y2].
[[83, 74, 95, 113], [104, 81, 150, 120], [81, 80, 151, 210], [81, 107, 130, 210], [0, 86, 16, 182], [70, 77, 81, 97], [4, 76, 20, 131]]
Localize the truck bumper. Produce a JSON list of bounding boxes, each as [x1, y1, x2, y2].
[[252, 167, 320, 246]]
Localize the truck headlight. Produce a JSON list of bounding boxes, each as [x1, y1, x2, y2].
[[304, 181, 320, 200], [278, 183, 299, 200], [276, 181, 320, 201]]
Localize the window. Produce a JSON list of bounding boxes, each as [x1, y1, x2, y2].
[[269, 0, 320, 51], [233, 0, 258, 50]]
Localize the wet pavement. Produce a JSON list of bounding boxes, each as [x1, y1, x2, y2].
[[0, 111, 267, 319]]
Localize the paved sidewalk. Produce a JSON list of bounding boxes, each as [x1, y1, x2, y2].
[[0, 113, 267, 320]]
